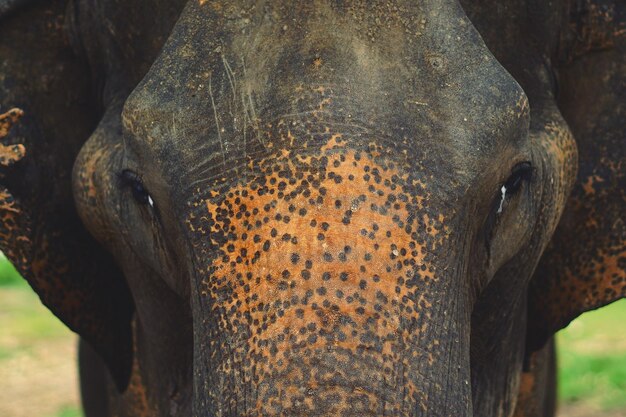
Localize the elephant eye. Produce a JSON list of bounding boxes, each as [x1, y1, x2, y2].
[[496, 162, 532, 214], [119, 169, 155, 208]]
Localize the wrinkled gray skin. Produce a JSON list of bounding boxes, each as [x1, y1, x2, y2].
[[1, 0, 624, 416], [74, 1, 570, 416]]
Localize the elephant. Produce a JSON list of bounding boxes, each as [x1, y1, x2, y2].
[[0, 0, 624, 416]]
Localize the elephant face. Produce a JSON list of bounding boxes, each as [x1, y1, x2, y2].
[[72, 1, 576, 416], [2, 0, 624, 416]]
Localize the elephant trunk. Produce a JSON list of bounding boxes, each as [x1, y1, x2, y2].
[[185, 145, 472, 415], [190, 271, 473, 416]]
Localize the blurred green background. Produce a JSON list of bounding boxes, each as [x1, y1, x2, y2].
[[1, 253, 624, 417]]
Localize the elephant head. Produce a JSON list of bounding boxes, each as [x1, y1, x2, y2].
[[1, 0, 624, 416]]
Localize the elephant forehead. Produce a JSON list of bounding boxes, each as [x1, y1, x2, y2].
[[122, 0, 529, 187]]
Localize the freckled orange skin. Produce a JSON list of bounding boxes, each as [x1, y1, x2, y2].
[[0, 109, 28, 274], [0, 109, 25, 157], [187, 138, 452, 414]]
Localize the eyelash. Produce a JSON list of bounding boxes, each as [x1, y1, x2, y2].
[[118, 169, 155, 208]]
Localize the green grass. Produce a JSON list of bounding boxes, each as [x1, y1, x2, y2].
[[49, 406, 83, 417], [0, 286, 70, 361], [0, 252, 25, 287], [557, 299, 626, 411], [1, 286, 69, 334], [0, 255, 69, 361]]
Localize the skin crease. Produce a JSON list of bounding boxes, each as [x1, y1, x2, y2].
[[0, 1, 623, 417]]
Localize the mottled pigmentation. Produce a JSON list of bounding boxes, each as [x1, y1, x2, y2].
[[0, 108, 28, 273], [186, 120, 461, 415], [527, 2, 626, 351], [0, 107, 28, 274], [0, 108, 26, 166]]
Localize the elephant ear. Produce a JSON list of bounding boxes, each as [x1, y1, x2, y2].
[[0, 1, 134, 390], [526, 0, 626, 352]]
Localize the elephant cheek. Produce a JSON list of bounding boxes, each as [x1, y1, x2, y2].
[[73, 121, 122, 249]]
